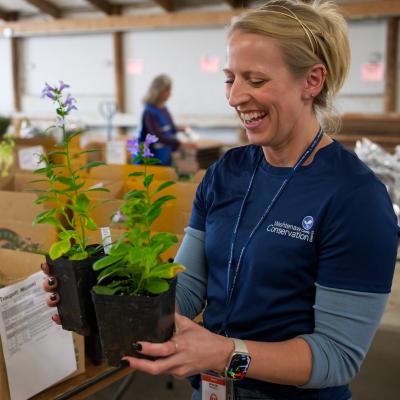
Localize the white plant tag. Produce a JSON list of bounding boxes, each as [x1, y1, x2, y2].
[[106, 140, 126, 165], [18, 145, 46, 170], [100, 226, 112, 254]]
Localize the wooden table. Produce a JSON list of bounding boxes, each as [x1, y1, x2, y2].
[[30, 359, 133, 400]]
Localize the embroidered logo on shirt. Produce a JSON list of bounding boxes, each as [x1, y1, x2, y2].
[[267, 220, 314, 243], [302, 216, 314, 230]]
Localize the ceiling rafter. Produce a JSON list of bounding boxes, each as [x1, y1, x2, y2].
[[0, 8, 18, 21], [153, 0, 174, 12], [225, 0, 246, 8], [85, 0, 121, 15], [24, 0, 62, 19], [338, 0, 400, 18]]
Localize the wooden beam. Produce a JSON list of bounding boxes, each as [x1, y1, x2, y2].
[[0, 9, 245, 37], [0, 8, 18, 21], [11, 38, 21, 112], [24, 0, 62, 19], [338, 0, 400, 19], [113, 32, 125, 113], [384, 17, 399, 112], [225, 0, 246, 8], [153, 0, 174, 12], [85, 0, 121, 16]]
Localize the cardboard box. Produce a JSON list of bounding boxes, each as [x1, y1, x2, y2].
[[0, 249, 85, 400], [0, 190, 57, 253], [14, 136, 86, 173], [88, 164, 178, 182], [173, 140, 221, 175], [91, 180, 197, 234]]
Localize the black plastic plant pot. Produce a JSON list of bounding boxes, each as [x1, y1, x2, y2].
[[46, 248, 104, 336], [92, 279, 176, 367]]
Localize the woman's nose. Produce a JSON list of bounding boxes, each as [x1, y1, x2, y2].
[[227, 80, 249, 108]]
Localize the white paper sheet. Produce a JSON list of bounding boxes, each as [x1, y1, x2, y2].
[[0, 271, 77, 400]]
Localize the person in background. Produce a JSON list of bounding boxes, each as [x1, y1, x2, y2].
[[138, 74, 190, 166], [43, 1, 398, 399]]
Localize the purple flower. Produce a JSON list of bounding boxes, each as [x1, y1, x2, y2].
[[56, 116, 64, 127], [66, 104, 78, 113], [143, 147, 154, 158], [41, 82, 55, 98], [64, 93, 76, 107], [59, 80, 70, 92], [127, 138, 140, 156], [144, 134, 158, 146]]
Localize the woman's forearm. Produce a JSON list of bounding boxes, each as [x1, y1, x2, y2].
[[245, 337, 312, 385]]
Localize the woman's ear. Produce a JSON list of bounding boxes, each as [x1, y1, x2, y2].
[[303, 64, 326, 100]]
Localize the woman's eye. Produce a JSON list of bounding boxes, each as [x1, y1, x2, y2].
[[224, 79, 234, 84], [250, 79, 264, 86]]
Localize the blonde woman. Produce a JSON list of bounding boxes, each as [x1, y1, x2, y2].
[[44, 1, 398, 399]]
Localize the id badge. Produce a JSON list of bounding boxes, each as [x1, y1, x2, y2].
[[201, 371, 227, 400]]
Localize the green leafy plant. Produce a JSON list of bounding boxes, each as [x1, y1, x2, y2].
[[0, 133, 15, 177], [92, 134, 185, 296], [32, 81, 108, 261]]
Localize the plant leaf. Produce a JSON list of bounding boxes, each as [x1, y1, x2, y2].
[[143, 174, 154, 188], [49, 239, 71, 260], [152, 180, 175, 195], [92, 285, 122, 295], [150, 262, 185, 279], [93, 255, 121, 271], [144, 278, 169, 294], [75, 192, 90, 210], [128, 171, 145, 178], [69, 251, 88, 260]]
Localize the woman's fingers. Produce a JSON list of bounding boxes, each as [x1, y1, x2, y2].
[[122, 353, 180, 376], [43, 276, 58, 292], [51, 314, 61, 325], [46, 291, 59, 307], [40, 262, 50, 275], [132, 339, 179, 358]]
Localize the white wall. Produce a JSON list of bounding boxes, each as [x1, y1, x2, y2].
[[0, 39, 13, 116], [336, 18, 387, 114]]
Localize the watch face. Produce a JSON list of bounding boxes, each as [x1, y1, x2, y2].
[[226, 353, 251, 380]]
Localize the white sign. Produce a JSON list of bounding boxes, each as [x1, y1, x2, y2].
[[106, 141, 127, 165], [0, 271, 77, 400], [17, 146, 46, 171]]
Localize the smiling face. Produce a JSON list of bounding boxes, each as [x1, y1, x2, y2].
[[225, 30, 318, 161]]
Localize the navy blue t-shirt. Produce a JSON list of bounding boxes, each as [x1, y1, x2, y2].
[[189, 141, 398, 400]]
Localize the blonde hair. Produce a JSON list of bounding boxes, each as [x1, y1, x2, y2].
[[228, 0, 350, 133], [143, 74, 172, 106]]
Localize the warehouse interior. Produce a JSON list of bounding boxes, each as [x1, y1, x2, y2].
[[0, 1, 399, 399]]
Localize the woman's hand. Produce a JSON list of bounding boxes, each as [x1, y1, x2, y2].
[[122, 313, 234, 378], [41, 262, 61, 324]]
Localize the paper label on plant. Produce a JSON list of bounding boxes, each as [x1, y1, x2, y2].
[[106, 140, 127, 165], [18, 145, 46, 170], [100, 226, 112, 254]]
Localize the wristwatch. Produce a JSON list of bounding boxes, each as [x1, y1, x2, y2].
[[225, 338, 251, 380]]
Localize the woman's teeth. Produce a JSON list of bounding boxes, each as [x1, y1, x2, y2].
[[240, 111, 267, 123]]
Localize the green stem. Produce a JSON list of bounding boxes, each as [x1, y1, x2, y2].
[[62, 120, 86, 253]]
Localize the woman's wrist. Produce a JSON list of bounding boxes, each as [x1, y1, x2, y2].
[[212, 335, 235, 373]]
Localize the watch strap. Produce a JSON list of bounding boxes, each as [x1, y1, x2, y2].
[[231, 338, 248, 354]]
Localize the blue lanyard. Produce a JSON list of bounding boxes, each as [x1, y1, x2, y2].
[[221, 128, 324, 335]]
